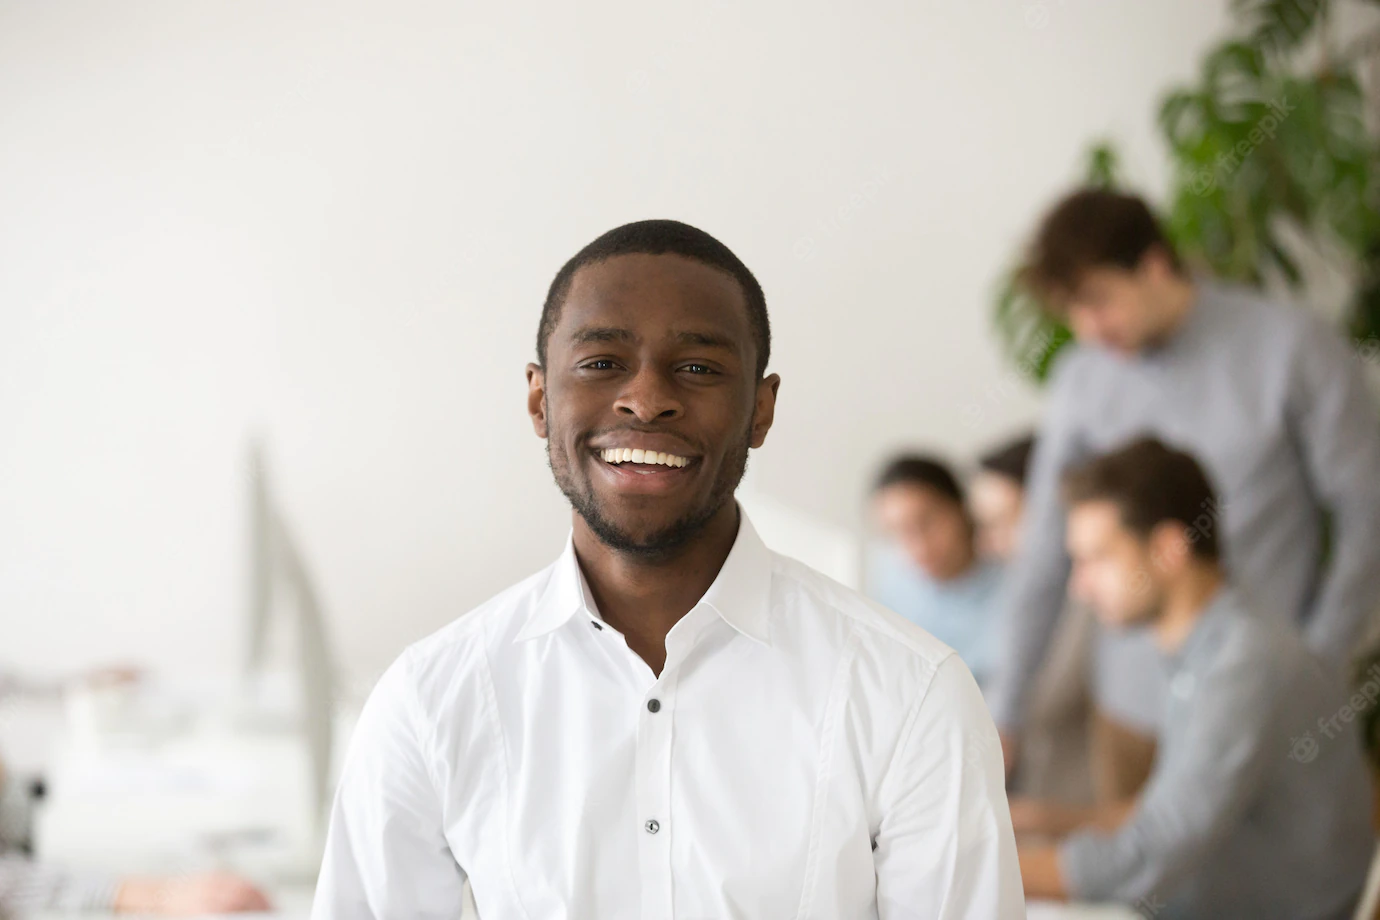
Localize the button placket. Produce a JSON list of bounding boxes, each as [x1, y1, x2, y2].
[[634, 645, 689, 920]]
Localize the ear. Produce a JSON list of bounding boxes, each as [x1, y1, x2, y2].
[[749, 373, 781, 449], [1139, 245, 1175, 282], [526, 363, 548, 439], [1147, 520, 1191, 575]]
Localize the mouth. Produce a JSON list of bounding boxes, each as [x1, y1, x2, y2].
[[598, 447, 692, 468], [591, 444, 699, 493]]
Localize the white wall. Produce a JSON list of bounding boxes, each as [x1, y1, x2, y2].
[[0, 0, 1232, 687]]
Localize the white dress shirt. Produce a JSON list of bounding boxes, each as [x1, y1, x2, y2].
[[313, 512, 1023, 920]]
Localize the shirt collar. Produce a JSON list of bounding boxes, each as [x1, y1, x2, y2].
[[514, 506, 774, 646]]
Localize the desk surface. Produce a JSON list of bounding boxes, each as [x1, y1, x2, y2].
[[34, 891, 1137, 919]]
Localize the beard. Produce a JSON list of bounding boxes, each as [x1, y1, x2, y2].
[[546, 413, 752, 561]]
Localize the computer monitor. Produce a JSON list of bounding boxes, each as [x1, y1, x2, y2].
[[245, 440, 336, 833]]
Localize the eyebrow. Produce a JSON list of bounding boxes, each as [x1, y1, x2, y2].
[[673, 330, 737, 350], [567, 326, 738, 351], [569, 326, 638, 346]]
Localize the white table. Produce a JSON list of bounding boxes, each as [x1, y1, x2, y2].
[[36, 893, 1135, 919]]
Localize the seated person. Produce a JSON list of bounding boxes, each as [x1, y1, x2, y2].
[[972, 434, 1093, 802], [1016, 437, 1375, 919], [869, 454, 1003, 688], [969, 435, 1035, 563]]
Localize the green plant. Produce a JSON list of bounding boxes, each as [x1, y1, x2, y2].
[[994, 0, 1380, 383]]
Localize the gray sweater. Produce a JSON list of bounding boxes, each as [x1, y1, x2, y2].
[[991, 282, 1380, 729], [1060, 590, 1376, 919]]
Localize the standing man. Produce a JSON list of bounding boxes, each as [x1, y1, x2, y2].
[[1015, 438, 1374, 919], [992, 189, 1380, 797], [312, 220, 1023, 919]]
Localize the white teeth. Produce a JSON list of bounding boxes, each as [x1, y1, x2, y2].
[[600, 448, 690, 468]]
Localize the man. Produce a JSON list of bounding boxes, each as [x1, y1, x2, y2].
[[869, 455, 1004, 689], [970, 435, 1093, 807], [992, 188, 1380, 798], [312, 220, 1022, 919], [1015, 437, 1374, 919]]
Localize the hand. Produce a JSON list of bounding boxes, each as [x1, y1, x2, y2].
[[114, 872, 272, 915], [83, 666, 143, 688]]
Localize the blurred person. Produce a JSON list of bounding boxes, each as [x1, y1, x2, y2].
[[0, 761, 270, 917], [1015, 438, 1375, 919], [974, 434, 1093, 804], [313, 220, 1023, 919], [0, 670, 271, 917], [869, 455, 1004, 688], [992, 188, 1380, 801], [969, 435, 1034, 563]]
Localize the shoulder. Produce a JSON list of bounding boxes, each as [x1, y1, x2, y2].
[[380, 564, 557, 719], [1199, 281, 1332, 355], [769, 550, 961, 684], [1045, 340, 1101, 392], [1190, 598, 1298, 702]]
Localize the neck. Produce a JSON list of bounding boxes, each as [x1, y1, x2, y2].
[[936, 540, 978, 583], [572, 501, 741, 674], [1147, 275, 1197, 347], [1152, 562, 1224, 653]]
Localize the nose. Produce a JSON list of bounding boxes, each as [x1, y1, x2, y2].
[[613, 366, 684, 423]]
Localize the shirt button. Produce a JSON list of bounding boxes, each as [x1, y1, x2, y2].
[[590, 621, 603, 631], [645, 819, 660, 834], [647, 699, 661, 713]]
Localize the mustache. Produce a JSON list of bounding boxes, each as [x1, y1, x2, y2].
[[578, 425, 707, 453]]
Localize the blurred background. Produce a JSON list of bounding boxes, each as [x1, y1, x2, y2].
[[4, 0, 1380, 916], [0, 0, 1234, 694]]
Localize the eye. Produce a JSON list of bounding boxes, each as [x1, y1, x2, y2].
[[581, 359, 619, 371], [680, 363, 717, 375]]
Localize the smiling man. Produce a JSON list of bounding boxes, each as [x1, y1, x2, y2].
[[311, 220, 1022, 919]]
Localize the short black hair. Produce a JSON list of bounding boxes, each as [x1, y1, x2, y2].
[[873, 454, 966, 507], [1062, 436, 1222, 561], [537, 219, 771, 377], [979, 434, 1036, 487]]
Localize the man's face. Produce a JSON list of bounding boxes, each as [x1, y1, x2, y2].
[[527, 253, 779, 557], [969, 471, 1024, 563], [1065, 500, 1163, 628], [872, 484, 973, 582], [1059, 245, 1190, 356], [1062, 266, 1161, 355]]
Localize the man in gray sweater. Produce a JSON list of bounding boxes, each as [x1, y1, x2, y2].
[[992, 188, 1380, 795], [1015, 438, 1374, 919]]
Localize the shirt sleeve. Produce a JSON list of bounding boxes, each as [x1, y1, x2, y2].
[[873, 654, 1025, 919], [311, 651, 468, 920], [1058, 637, 1277, 902], [986, 355, 1087, 730], [1286, 318, 1380, 662], [0, 855, 118, 915]]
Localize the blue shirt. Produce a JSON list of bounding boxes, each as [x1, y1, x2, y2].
[[867, 546, 1004, 688]]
